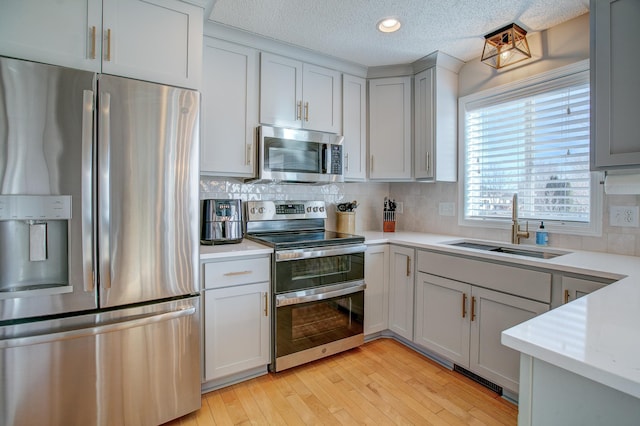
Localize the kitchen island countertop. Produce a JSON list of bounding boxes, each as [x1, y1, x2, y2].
[[359, 230, 640, 399]]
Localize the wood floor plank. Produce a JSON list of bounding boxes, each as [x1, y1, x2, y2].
[[163, 338, 518, 426]]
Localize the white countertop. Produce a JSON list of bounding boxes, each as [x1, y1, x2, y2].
[[199, 240, 273, 260], [361, 231, 640, 399]]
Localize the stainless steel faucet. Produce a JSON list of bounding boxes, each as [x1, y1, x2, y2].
[[511, 193, 530, 244]]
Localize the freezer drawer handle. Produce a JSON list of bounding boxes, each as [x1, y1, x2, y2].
[[0, 306, 196, 350]]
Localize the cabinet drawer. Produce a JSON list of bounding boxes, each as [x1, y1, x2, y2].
[[203, 256, 270, 289], [417, 251, 551, 303]]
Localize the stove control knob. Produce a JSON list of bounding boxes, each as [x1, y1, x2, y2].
[[319, 206, 325, 212], [258, 207, 265, 214], [306, 207, 312, 213], [249, 207, 256, 214], [313, 207, 318, 212]]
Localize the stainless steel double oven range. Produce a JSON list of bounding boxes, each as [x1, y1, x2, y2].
[[245, 200, 365, 372]]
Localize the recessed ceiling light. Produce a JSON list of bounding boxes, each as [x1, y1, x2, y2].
[[378, 18, 401, 33]]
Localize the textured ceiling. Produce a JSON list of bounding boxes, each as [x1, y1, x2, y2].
[[207, 0, 589, 67]]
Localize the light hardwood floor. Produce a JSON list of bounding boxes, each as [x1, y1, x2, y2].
[[164, 338, 518, 425]]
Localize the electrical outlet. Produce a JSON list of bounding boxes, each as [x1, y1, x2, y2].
[[397, 202, 403, 214], [610, 206, 639, 227]]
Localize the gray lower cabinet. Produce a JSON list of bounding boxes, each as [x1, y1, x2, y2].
[[561, 276, 608, 304], [388, 245, 415, 340], [414, 251, 551, 395], [364, 244, 390, 335], [201, 255, 270, 388], [414, 272, 549, 394]]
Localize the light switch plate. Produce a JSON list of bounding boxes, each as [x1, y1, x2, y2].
[[610, 206, 639, 227]]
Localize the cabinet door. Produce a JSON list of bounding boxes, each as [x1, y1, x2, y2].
[[343, 74, 367, 181], [201, 38, 258, 177], [414, 273, 471, 366], [102, 0, 202, 89], [364, 244, 389, 335], [302, 64, 341, 132], [368, 77, 412, 180], [388, 245, 415, 340], [414, 68, 435, 180], [470, 286, 549, 393], [0, 0, 102, 72], [592, 0, 640, 168], [203, 282, 270, 381], [561, 276, 607, 304], [260, 53, 303, 128]]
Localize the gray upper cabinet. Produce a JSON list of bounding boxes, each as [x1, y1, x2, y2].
[[201, 38, 259, 177], [591, 0, 640, 169], [414, 61, 459, 182], [260, 53, 341, 133]]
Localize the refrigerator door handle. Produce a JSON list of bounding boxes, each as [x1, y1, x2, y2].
[[98, 91, 112, 289], [0, 306, 196, 349], [81, 89, 95, 292]]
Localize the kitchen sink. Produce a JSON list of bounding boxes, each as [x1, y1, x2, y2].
[[446, 240, 568, 259]]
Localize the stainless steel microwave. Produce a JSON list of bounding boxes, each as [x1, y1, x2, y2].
[[249, 125, 344, 184]]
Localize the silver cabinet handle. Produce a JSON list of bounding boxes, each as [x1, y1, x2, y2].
[[105, 28, 112, 61], [264, 292, 268, 317], [81, 90, 95, 292], [223, 270, 253, 277], [89, 26, 97, 59], [304, 101, 309, 122]]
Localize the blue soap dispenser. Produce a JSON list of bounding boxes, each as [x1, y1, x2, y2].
[[536, 221, 548, 246]]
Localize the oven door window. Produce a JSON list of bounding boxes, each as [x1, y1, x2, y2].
[[274, 252, 364, 293], [276, 290, 364, 357], [264, 137, 321, 173]]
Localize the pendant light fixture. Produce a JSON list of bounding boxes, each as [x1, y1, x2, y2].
[[481, 23, 531, 69]]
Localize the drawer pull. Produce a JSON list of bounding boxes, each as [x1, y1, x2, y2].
[[564, 289, 570, 304], [471, 296, 476, 321], [223, 270, 253, 277], [462, 293, 467, 318]]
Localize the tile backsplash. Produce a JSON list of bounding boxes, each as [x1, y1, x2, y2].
[[200, 177, 389, 233], [200, 177, 640, 256]]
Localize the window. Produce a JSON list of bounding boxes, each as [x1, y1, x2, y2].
[[458, 60, 602, 236]]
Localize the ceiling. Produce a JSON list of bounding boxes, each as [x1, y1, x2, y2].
[[206, 0, 589, 68]]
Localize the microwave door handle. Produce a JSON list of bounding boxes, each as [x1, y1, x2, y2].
[[322, 144, 328, 174]]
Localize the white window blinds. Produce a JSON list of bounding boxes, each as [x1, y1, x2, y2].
[[462, 70, 591, 223]]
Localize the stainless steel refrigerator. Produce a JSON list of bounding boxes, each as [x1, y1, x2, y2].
[[0, 56, 201, 425]]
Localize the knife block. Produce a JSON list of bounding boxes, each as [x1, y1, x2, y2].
[[383, 211, 396, 232], [336, 212, 356, 234]]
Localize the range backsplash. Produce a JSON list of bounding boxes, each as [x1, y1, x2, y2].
[[201, 176, 640, 256], [200, 176, 389, 233]]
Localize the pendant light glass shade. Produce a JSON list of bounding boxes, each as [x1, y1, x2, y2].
[[481, 23, 531, 69]]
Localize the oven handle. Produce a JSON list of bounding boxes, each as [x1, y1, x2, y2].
[[275, 281, 366, 307], [275, 243, 366, 262]]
